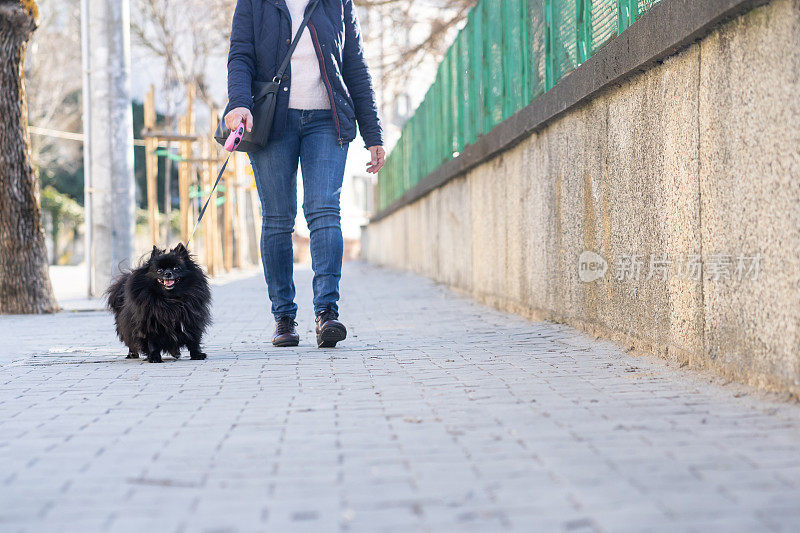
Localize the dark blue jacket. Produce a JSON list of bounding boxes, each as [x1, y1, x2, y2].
[[226, 0, 383, 148]]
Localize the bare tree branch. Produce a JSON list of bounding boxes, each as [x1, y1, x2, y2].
[[25, 0, 82, 178], [130, 0, 232, 109], [357, 0, 476, 128]]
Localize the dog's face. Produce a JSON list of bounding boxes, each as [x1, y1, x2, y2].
[[146, 244, 198, 293]]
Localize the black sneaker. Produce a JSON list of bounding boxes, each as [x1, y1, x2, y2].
[[315, 308, 347, 348], [272, 316, 299, 347]]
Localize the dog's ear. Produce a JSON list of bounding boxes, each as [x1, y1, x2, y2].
[[150, 245, 162, 260], [172, 242, 190, 258]]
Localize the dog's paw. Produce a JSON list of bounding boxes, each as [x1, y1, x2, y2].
[[126, 352, 139, 359], [169, 349, 181, 360], [190, 352, 207, 360], [147, 354, 163, 363]]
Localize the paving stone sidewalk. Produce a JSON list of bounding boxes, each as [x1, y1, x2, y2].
[[2, 262, 800, 533]]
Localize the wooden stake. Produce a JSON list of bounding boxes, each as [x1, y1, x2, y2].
[[201, 139, 214, 276], [207, 108, 222, 276], [178, 86, 194, 244], [250, 184, 262, 266], [234, 153, 248, 268], [223, 171, 233, 272], [178, 116, 189, 243], [144, 85, 158, 245]]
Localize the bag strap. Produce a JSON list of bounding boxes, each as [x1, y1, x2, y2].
[[274, 0, 322, 83]]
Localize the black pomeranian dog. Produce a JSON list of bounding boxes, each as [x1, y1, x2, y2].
[[106, 243, 211, 363]]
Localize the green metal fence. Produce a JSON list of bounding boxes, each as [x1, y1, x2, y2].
[[378, 0, 663, 211]]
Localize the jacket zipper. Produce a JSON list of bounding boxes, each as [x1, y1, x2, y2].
[[308, 23, 343, 148]]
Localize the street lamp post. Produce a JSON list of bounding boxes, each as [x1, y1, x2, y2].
[[80, 0, 136, 296]]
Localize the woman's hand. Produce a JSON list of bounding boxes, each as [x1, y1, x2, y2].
[[225, 107, 253, 132], [366, 146, 385, 174]]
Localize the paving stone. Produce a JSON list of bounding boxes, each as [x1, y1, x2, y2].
[[2, 263, 800, 531]]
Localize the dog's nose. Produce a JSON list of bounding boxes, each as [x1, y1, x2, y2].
[[163, 270, 174, 279]]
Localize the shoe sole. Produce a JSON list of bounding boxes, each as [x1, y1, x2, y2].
[[317, 324, 347, 348], [273, 338, 299, 347]]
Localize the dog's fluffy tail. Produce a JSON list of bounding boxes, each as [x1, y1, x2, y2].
[[105, 274, 127, 314]]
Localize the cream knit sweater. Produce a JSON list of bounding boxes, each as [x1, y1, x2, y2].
[[286, 0, 331, 110]]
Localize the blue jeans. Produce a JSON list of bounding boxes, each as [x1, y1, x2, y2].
[[249, 108, 349, 320]]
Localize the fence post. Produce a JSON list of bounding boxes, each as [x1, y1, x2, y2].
[[207, 109, 223, 276], [223, 172, 233, 273], [178, 117, 188, 243], [233, 153, 248, 268], [144, 85, 159, 245], [544, 0, 555, 90], [502, 0, 528, 117], [178, 85, 194, 244], [249, 181, 262, 266], [201, 138, 213, 275], [469, 8, 484, 144], [521, 0, 531, 106], [577, 0, 591, 65], [619, 0, 638, 32]]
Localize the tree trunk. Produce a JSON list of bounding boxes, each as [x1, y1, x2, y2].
[[0, 0, 59, 314]]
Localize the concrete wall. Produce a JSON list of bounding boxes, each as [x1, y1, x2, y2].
[[363, 0, 800, 394]]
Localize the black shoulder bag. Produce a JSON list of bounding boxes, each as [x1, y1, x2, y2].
[[214, 0, 321, 152]]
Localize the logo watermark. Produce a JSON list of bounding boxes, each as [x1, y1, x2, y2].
[[578, 251, 761, 283], [578, 251, 608, 283]]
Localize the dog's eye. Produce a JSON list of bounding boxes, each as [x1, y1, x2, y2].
[[157, 268, 163, 273]]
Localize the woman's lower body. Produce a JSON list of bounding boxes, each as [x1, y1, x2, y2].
[[249, 108, 349, 347]]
